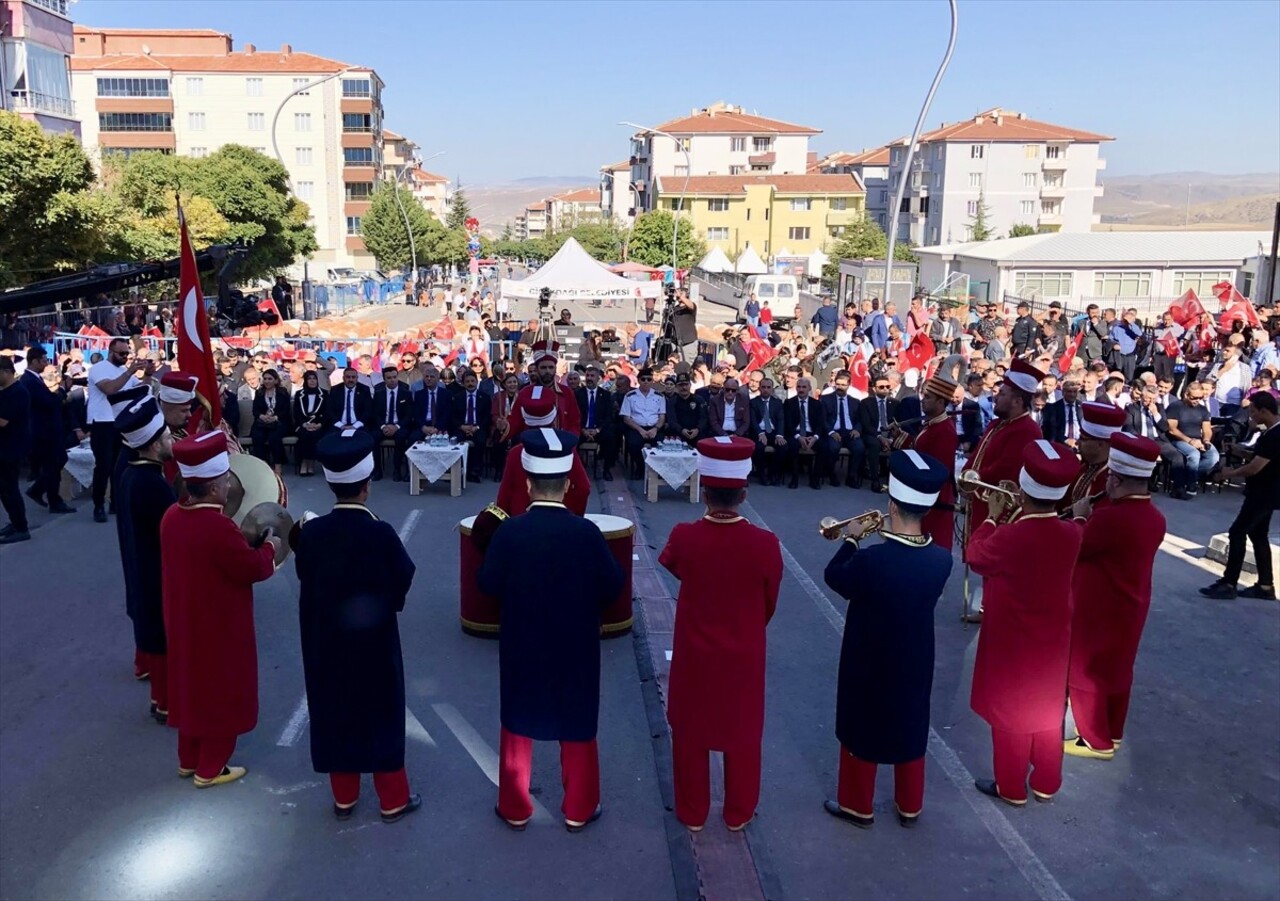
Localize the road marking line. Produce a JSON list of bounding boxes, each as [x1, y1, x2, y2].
[[665, 650, 673, 661], [398, 509, 422, 544], [739, 500, 1072, 901], [276, 694, 309, 747], [406, 707, 437, 747], [265, 780, 323, 795], [431, 702, 549, 822]]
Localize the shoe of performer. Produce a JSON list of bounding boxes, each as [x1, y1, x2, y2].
[[602, 469, 613, 482], [194, 765, 247, 788], [726, 816, 753, 832], [823, 799, 873, 828], [334, 802, 356, 820], [93, 507, 108, 524], [48, 502, 76, 514], [0, 529, 31, 544], [0, 523, 13, 537], [495, 805, 528, 832], [1238, 583, 1275, 600], [1064, 737, 1114, 760], [25, 487, 47, 507], [962, 608, 984, 624], [565, 804, 603, 833], [1199, 579, 1237, 600], [897, 807, 920, 828], [380, 793, 422, 824], [974, 779, 1025, 807], [178, 767, 196, 778]]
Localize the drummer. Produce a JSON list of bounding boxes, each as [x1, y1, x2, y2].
[[658, 436, 783, 832], [294, 429, 421, 823]]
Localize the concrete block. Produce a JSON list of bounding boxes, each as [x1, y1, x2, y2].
[[1206, 531, 1280, 582]]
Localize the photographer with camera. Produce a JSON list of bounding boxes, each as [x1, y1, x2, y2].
[[87, 338, 156, 523], [669, 286, 699, 363]]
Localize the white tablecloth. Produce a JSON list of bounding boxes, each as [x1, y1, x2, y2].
[[643, 447, 699, 490], [405, 443, 467, 484], [66, 445, 95, 489]]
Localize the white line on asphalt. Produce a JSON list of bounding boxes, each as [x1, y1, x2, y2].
[[276, 695, 309, 747], [398, 509, 422, 544], [431, 702, 549, 822], [739, 501, 1072, 901], [665, 650, 673, 661], [406, 707, 437, 747]]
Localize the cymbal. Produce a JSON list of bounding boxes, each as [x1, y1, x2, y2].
[[240, 502, 294, 567]]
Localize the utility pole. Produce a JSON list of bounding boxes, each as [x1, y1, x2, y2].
[[1267, 200, 1279, 305], [1184, 183, 1191, 227]]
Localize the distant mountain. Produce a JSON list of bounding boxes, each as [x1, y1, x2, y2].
[[462, 177, 599, 237], [1098, 172, 1279, 226]]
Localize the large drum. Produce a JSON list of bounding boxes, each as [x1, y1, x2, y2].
[[586, 513, 635, 638], [458, 516, 500, 638]]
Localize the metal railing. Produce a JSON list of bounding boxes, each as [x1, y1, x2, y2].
[[9, 90, 74, 118]]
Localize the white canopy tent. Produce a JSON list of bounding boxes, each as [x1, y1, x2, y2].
[[808, 249, 829, 273], [734, 246, 767, 275], [697, 246, 733, 273], [502, 237, 662, 301]]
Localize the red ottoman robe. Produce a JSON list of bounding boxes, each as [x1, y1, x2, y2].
[[1069, 496, 1166, 696], [507, 383, 581, 438], [161, 503, 278, 737], [659, 516, 783, 751], [961, 413, 1042, 547], [495, 444, 591, 517], [968, 513, 1082, 733], [1057, 462, 1109, 516], [910, 414, 959, 550]]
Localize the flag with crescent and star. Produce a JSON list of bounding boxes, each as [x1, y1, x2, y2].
[[176, 200, 222, 425]]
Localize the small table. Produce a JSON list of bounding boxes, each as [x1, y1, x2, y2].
[[643, 446, 700, 504], [406, 442, 468, 497]]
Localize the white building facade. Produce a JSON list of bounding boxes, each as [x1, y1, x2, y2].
[[0, 0, 80, 137], [816, 146, 891, 231], [599, 159, 634, 225]]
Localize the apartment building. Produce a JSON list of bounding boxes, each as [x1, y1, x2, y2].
[[514, 201, 548, 241], [598, 159, 634, 225], [628, 102, 820, 215], [885, 107, 1111, 248], [69, 25, 385, 271], [653, 173, 864, 260], [546, 189, 602, 231], [814, 146, 891, 232], [382, 128, 417, 179], [407, 167, 448, 221], [0, 0, 79, 137]]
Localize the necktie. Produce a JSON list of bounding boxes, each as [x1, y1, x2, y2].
[[801, 400, 810, 434], [426, 390, 433, 423], [761, 401, 772, 432], [878, 398, 886, 431], [345, 388, 353, 425], [1068, 404, 1078, 440], [587, 390, 595, 428], [387, 388, 396, 425], [467, 393, 475, 425]]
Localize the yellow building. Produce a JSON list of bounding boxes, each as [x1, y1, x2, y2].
[[653, 173, 865, 260]]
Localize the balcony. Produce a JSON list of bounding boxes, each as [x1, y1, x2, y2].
[[748, 152, 776, 166], [1038, 211, 1063, 229], [826, 210, 857, 226], [1040, 183, 1066, 199], [10, 90, 74, 118], [1042, 156, 1068, 171]]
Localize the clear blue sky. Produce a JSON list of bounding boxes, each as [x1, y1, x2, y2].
[[77, 0, 1280, 184]]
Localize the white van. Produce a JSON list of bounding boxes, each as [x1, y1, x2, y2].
[[737, 274, 798, 319]]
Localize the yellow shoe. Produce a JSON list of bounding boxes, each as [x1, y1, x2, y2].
[[194, 765, 247, 788], [1064, 738, 1114, 760]]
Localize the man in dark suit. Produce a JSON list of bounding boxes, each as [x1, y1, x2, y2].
[[576, 364, 618, 481], [326, 367, 374, 432], [783, 377, 830, 490], [663, 373, 707, 447], [857, 374, 898, 493], [451, 370, 491, 482], [1124, 381, 1184, 486], [371, 366, 416, 481], [708, 376, 750, 438], [822, 371, 864, 489], [20, 346, 73, 513], [1041, 380, 1084, 449], [414, 366, 453, 438], [749, 377, 787, 485]]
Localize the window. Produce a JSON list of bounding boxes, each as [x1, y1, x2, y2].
[[764, 208, 769, 221], [674, 165, 689, 178], [706, 227, 729, 241], [790, 198, 811, 212], [292, 77, 310, 92], [343, 147, 375, 165], [101, 147, 174, 159], [296, 181, 314, 200], [294, 112, 311, 131], [729, 165, 744, 175], [752, 137, 772, 152], [1014, 271, 1073, 298], [186, 77, 203, 96], [1093, 271, 1152, 297], [342, 78, 373, 97], [187, 112, 205, 131], [246, 77, 263, 97], [966, 200, 979, 216], [1021, 200, 1036, 216], [679, 137, 691, 151], [1024, 144, 1040, 159], [970, 145, 984, 159], [892, 148, 902, 164], [247, 112, 265, 131], [344, 182, 374, 201], [668, 198, 686, 211], [190, 147, 208, 158], [933, 170, 942, 188], [750, 164, 770, 172], [831, 197, 847, 211], [829, 226, 846, 237], [1043, 174, 1063, 188], [1171, 270, 1233, 297], [1023, 172, 1037, 188], [746, 208, 751, 221], [730, 137, 746, 152], [345, 216, 362, 236], [29, 0, 69, 14], [935, 144, 944, 160], [343, 113, 372, 132], [97, 112, 172, 132], [930, 226, 939, 244], [96, 77, 169, 98], [878, 213, 888, 229], [295, 147, 313, 166], [1046, 145, 1064, 160], [969, 173, 982, 188], [879, 190, 888, 203], [1041, 201, 1060, 215], [788, 227, 810, 241], [707, 198, 730, 212]]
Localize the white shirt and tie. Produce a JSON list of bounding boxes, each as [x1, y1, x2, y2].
[[585, 388, 598, 429], [722, 396, 737, 432], [832, 393, 854, 432], [385, 385, 400, 426], [341, 386, 363, 429]]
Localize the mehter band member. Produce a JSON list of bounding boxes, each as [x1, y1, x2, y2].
[[296, 429, 421, 822], [893, 355, 964, 550], [659, 436, 783, 832], [823, 450, 953, 828], [1056, 401, 1125, 515], [162, 431, 279, 788], [1066, 433, 1166, 760], [969, 439, 1081, 806], [113, 396, 176, 723], [479, 428, 622, 832]]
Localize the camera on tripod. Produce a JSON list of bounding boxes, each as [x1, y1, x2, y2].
[[663, 283, 677, 308], [539, 287, 552, 309]]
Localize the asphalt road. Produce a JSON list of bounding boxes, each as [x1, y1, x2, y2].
[[1, 466, 1277, 900]]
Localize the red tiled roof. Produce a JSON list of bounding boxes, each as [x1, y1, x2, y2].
[[601, 159, 631, 171], [650, 108, 820, 136], [655, 173, 864, 195], [819, 146, 892, 168], [410, 168, 447, 184], [913, 108, 1113, 143], [70, 51, 361, 74], [553, 188, 601, 204], [382, 128, 404, 141], [74, 26, 230, 36], [526, 201, 548, 212]]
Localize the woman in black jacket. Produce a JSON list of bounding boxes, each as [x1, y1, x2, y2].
[[251, 368, 293, 474], [291, 370, 328, 476]]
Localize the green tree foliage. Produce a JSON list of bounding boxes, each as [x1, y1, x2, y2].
[[821, 216, 917, 283], [967, 192, 995, 241], [360, 182, 445, 270], [1008, 223, 1037, 238], [567, 220, 627, 262], [500, 221, 513, 241], [627, 210, 705, 269], [446, 188, 471, 231]]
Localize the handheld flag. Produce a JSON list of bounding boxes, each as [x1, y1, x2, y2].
[[1057, 330, 1084, 374], [176, 200, 222, 426]]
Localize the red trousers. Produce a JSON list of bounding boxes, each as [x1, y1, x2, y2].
[[140, 652, 168, 713], [836, 747, 925, 817], [992, 727, 1063, 802], [497, 727, 599, 824], [923, 508, 954, 552], [177, 733, 237, 780], [329, 769, 411, 812], [672, 734, 761, 828], [1071, 688, 1131, 751]]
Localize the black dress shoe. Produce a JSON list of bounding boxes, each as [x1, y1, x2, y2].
[[809, 478, 822, 490], [974, 778, 1024, 806], [1199, 579, 1237, 599], [565, 804, 603, 833], [48, 502, 76, 514], [94, 507, 108, 524], [334, 803, 356, 820], [380, 793, 422, 823], [0, 529, 31, 544], [844, 478, 857, 489], [823, 799, 873, 828], [897, 810, 920, 828], [25, 487, 46, 507], [1239, 584, 1276, 600], [602, 469, 613, 482]]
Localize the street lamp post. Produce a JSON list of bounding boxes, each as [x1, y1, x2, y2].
[[619, 121, 691, 271], [393, 150, 445, 289]]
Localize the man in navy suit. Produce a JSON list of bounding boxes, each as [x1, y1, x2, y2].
[[414, 365, 453, 438], [326, 367, 374, 433], [821, 371, 864, 489], [451, 370, 491, 482], [575, 364, 617, 481], [857, 375, 899, 493], [783, 377, 830, 490], [749, 377, 787, 485], [371, 366, 416, 481]]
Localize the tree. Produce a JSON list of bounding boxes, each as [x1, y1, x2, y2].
[[626, 210, 705, 269], [967, 192, 995, 241], [500, 221, 513, 241], [567, 220, 627, 262], [821, 216, 917, 283], [359, 182, 445, 270], [446, 188, 471, 231], [1008, 223, 1037, 238]]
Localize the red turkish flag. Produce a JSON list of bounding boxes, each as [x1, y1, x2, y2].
[[1219, 299, 1262, 330], [1211, 280, 1247, 307], [176, 202, 221, 426], [1158, 330, 1181, 356], [848, 354, 870, 397], [1057, 331, 1084, 374], [899, 332, 936, 376], [1169, 289, 1206, 327]]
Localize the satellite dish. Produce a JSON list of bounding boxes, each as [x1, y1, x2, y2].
[[141, 43, 151, 54]]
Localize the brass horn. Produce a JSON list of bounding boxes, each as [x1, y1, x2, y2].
[[819, 510, 885, 541], [957, 469, 1020, 505]]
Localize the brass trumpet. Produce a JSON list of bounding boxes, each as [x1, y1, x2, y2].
[[819, 510, 885, 541], [957, 470, 1020, 504]]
